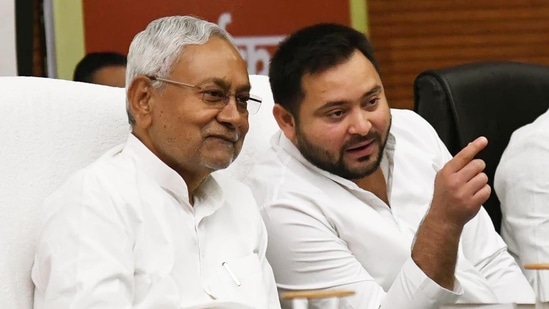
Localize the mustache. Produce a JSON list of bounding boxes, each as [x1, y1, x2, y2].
[[343, 131, 379, 148], [205, 131, 240, 143]]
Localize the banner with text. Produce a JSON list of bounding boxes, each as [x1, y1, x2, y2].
[[82, 0, 363, 75]]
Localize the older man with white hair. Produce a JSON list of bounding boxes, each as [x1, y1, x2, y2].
[[31, 15, 279, 309]]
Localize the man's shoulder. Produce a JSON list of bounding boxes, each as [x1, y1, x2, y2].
[[507, 108, 549, 149], [244, 148, 337, 211], [390, 108, 445, 151], [391, 108, 434, 130], [247, 146, 322, 186], [47, 147, 137, 202], [497, 108, 549, 175]]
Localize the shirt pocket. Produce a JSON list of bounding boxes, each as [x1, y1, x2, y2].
[[211, 253, 269, 307]]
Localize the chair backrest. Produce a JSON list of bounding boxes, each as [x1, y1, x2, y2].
[[413, 61, 549, 232], [0, 77, 129, 308], [0, 75, 277, 308]]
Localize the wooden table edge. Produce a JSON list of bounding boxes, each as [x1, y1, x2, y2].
[[524, 263, 549, 270], [280, 289, 356, 300]]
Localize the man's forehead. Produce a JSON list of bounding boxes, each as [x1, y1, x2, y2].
[[171, 40, 248, 88]]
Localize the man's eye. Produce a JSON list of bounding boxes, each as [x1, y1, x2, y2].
[[366, 97, 380, 106], [327, 110, 345, 119], [203, 90, 226, 102], [236, 95, 250, 105]]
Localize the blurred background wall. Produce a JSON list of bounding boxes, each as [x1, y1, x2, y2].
[[6, 0, 549, 109], [368, 0, 549, 109], [0, 0, 17, 76], [43, 0, 362, 81]]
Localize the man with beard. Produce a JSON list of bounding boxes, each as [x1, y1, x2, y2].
[[243, 23, 534, 308]]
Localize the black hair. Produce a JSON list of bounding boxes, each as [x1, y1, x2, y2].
[[73, 52, 127, 83], [269, 23, 379, 116]]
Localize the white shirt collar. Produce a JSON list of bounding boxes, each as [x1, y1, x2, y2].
[[121, 134, 224, 211]]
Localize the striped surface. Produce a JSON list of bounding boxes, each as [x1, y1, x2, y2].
[[368, 1, 549, 109]]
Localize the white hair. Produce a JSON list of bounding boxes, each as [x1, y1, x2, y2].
[[125, 15, 236, 125]]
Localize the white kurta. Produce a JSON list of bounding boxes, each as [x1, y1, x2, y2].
[[32, 134, 280, 309], [244, 109, 534, 309], [495, 108, 549, 302]]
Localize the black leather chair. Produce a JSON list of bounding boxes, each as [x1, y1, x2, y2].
[[413, 61, 549, 233]]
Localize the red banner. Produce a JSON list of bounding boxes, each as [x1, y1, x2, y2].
[[82, 0, 351, 74]]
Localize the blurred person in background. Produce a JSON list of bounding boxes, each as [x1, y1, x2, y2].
[[73, 51, 127, 87], [495, 108, 549, 302]]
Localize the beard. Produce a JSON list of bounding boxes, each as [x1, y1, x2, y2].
[[295, 118, 391, 180], [199, 136, 242, 171]]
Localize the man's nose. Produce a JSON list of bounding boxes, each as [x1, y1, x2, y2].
[[347, 109, 372, 135], [217, 96, 247, 127]]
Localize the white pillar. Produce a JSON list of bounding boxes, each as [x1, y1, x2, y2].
[[0, 0, 17, 76]]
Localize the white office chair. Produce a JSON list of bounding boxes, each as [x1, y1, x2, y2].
[[0, 75, 277, 308], [0, 77, 128, 308]]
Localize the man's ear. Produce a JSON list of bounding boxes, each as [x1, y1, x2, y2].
[[273, 103, 297, 142], [127, 76, 154, 129]]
